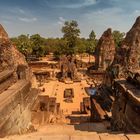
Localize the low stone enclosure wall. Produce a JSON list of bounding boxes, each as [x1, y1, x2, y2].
[[80, 97, 91, 114], [31, 95, 60, 125], [87, 70, 105, 83], [0, 78, 38, 137], [28, 61, 58, 69], [111, 79, 140, 133]]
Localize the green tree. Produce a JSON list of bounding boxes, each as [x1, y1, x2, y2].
[[62, 20, 80, 55], [30, 34, 45, 57], [11, 34, 32, 57], [75, 38, 86, 63], [45, 38, 67, 59], [89, 30, 96, 40], [86, 30, 97, 63], [112, 30, 125, 48]]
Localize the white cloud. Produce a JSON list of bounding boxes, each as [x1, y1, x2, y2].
[[57, 21, 63, 25], [47, 0, 97, 9], [8, 8, 25, 14], [68, 0, 97, 8], [18, 17, 37, 23], [1, 20, 11, 24], [18, 8, 25, 14], [79, 7, 132, 38], [83, 0, 97, 6], [132, 10, 140, 17], [57, 17, 66, 25], [59, 17, 65, 22]]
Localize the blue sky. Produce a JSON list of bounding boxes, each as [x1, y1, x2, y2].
[[0, 0, 140, 38]]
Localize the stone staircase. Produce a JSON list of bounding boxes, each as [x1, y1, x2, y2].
[[0, 70, 38, 137], [0, 70, 15, 94], [2, 124, 140, 140]]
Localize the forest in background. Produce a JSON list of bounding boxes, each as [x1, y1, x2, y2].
[[11, 20, 125, 59]]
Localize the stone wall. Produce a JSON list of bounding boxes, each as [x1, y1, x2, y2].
[[0, 24, 38, 137], [111, 79, 140, 133], [0, 80, 38, 137], [31, 95, 60, 125]]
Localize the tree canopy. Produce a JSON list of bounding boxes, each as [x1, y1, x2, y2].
[[11, 34, 32, 56], [89, 30, 96, 40], [86, 30, 97, 63], [10, 20, 126, 60], [62, 20, 80, 55], [112, 30, 125, 48]]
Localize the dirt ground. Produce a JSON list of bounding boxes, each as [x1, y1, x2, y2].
[[40, 80, 89, 115]]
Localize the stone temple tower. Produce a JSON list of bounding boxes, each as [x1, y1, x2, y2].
[[95, 28, 115, 70], [0, 24, 8, 40]]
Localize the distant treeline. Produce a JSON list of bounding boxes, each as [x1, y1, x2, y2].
[[10, 20, 125, 59]]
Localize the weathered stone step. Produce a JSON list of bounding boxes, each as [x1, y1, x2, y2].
[[0, 70, 14, 94], [0, 70, 14, 83], [1, 122, 140, 139], [2, 133, 140, 140], [66, 114, 90, 124], [38, 123, 108, 134], [0, 80, 31, 109], [0, 80, 39, 137], [0, 80, 31, 129]]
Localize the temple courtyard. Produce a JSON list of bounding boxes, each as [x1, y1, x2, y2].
[[1, 15, 140, 140], [40, 80, 89, 115]]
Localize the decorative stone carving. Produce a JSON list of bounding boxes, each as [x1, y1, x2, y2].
[[60, 55, 80, 82], [113, 16, 140, 72]]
